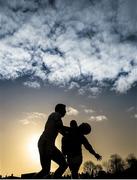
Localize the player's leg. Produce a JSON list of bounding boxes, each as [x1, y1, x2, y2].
[[36, 140, 52, 178], [52, 147, 68, 178], [68, 154, 82, 179]]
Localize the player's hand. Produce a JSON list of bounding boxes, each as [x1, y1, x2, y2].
[[95, 153, 102, 160]]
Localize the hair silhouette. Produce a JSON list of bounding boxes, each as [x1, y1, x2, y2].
[[70, 120, 78, 128], [79, 123, 91, 135]]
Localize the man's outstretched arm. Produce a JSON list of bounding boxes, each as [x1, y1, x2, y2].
[[82, 136, 102, 160]]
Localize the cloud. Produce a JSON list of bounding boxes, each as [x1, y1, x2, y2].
[[113, 67, 137, 93], [134, 114, 137, 119], [89, 115, 108, 122], [20, 119, 30, 125], [84, 108, 95, 114], [0, 0, 137, 94], [20, 112, 47, 125], [23, 81, 41, 89], [127, 106, 135, 112], [67, 106, 79, 116], [68, 82, 80, 90], [127, 107, 137, 119], [78, 85, 101, 97]]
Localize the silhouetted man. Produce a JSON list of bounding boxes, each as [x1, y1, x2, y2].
[[36, 104, 68, 178], [62, 120, 102, 179]]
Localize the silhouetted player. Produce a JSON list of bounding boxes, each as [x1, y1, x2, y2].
[[62, 120, 102, 179], [36, 104, 68, 178]]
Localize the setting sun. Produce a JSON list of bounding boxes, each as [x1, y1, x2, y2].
[[27, 134, 40, 163]]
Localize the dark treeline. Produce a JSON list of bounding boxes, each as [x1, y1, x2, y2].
[[1, 153, 137, 179], [78, 153, 137, 179]]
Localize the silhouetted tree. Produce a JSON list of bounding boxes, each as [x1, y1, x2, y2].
[[83, 161, 95, 176], [108, 154, 125, 174], [94, 164, 103, 177], [125, 153, 137, 178], [126, 153, 137, 169]]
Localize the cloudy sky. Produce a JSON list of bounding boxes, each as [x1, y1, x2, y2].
[[0, 0, 137, 177]]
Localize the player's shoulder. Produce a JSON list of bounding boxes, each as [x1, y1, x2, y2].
[[49, 112, 61, 119]]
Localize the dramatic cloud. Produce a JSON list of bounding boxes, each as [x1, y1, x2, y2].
[[20, 112, 47, 125], [67, 106, 79, 116], [0, 0, 137, 94], [89, 115, 108, 122]]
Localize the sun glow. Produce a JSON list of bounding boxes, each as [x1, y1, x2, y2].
[[27, 134, 40, 163]]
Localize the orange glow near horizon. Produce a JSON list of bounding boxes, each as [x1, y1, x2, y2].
[[27, 134, 40, 163], [1, 113, 136, 177]]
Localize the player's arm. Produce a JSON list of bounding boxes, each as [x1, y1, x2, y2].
[[82, 136, 102, 160], [57, 119, 70, 136]]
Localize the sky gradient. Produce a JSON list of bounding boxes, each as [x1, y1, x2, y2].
[[0, 0, 137, 177]]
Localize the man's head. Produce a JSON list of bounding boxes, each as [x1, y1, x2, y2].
[[55, 104, 66, 117], [79, 123, 91, 135], [70, 120, 78, 128]]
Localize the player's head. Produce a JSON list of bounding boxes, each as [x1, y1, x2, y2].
[[79, 123, 91, 135], [55, 104, 66, 117], [70, 120, 78, 128]]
